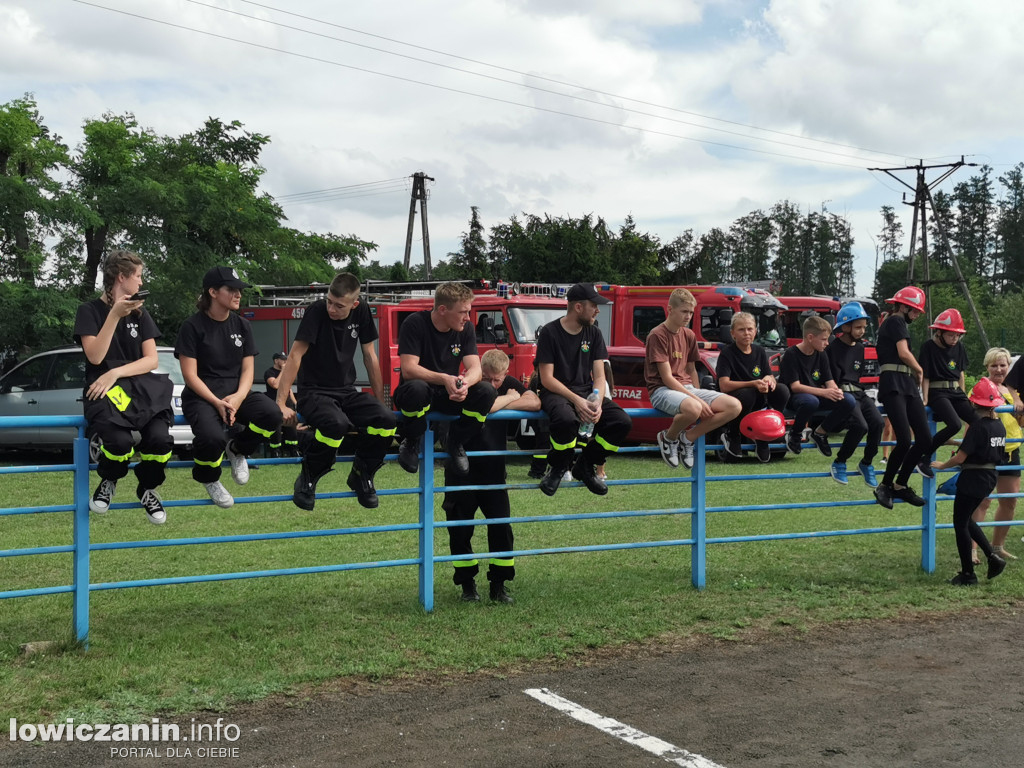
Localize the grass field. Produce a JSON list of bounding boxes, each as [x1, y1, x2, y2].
[[1, 446, 1021, 722]]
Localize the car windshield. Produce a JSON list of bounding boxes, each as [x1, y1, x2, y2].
[[156, 351, 185, 385], [507, 307, 565, 343]]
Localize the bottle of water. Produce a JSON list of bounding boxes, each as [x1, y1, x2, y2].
[[578, 387, 601, 438]]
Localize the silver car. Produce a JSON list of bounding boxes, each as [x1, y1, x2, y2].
[[0, 346, 193, 460]]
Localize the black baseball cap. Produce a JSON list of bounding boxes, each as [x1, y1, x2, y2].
[[566, 283, 610, 304], [273, 352, 288, 361], [202, 266, 250, 290]]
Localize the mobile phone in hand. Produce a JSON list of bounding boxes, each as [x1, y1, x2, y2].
[[130, 290, 150, 300]]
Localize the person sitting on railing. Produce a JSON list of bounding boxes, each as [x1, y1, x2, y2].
[[716, 311, 790, 463], [275, 272, 397, 511], [535, 283, 631, 496], [919, 309, 977, 480], [825, 302, 883, 488], [931, 377, 1007, 586], [393, 282, 497, 477], [646, 288, 740, 470], [74, 250, 173, 525], [443, 349, 540, 604], [780, 315, 857, 481], [263, 352, 300, 457], [176, 266, 283, 510]]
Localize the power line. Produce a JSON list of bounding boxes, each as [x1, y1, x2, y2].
[[68, 1, 885, 170], [273, 177, 409, 201], [233, 0, 912, 161], [179, 0, 902, 165]]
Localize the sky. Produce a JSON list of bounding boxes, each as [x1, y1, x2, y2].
[[4, 0, 1024, 296]]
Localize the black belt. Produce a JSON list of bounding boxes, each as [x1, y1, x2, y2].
[[961, 463, 997, 470], [841, 383, 863, 393]]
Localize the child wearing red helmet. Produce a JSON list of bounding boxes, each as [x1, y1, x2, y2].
[[931, 377, 1008, 586], [873, 286, 929, 509], [918, 308, 977, 480]]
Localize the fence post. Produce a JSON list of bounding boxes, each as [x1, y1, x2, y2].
[[690, 434, 707, 589], [921, 410, 937, 573], [418, 423, 436, 611], [72, 431, 91, 646]]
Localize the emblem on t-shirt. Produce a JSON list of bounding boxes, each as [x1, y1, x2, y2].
[[348, 322, 358, 339], [672, 351, 683, 359], [853, 360, 861, 371], [230, 333, 243, 347], [752, 365, 762, 376], [812, 369, 821, 381], [126, 322, 139, 339], [581, 341, 591, 353], [451, 343, 462, 357], [947, 360, 957, 371]]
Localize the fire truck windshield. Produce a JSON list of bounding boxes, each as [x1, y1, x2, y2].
[[507, 307, 566, 342], [752, 307, 787, 349]]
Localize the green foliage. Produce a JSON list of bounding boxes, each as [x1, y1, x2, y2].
[[0, 282, 81, 359]]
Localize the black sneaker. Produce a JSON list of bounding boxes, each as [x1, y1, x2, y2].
[[447, 440, 469, 475], [873, 483, 894, 510], [89, 478, 117, 514], [527, 458, 547, 479], [720, 432, 743, 458], [988, 553, 1007, 580], [346, 466, 379, 509], [571, 455, 608, 496], [754, 440, 771, 463], [138, 488, 166, 525], [785, 430, 803, 455], [538, 466, 564, 497], [808, 430, 832, 457], [293, 466, 318, 511], [915, 460, 935, 479], [949, 572, 978, 586], [398, 438, 420, 474], [489, 581, 514, 604], [892, 486, 926, 507], [460, 581, 480, 602]]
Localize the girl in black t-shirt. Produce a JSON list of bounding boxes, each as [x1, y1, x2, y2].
[[931, 378, 1007, 586], [176, 266, 282, 509], [73, 250, 173, 525]]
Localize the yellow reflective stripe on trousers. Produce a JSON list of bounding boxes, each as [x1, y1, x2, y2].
[[138, 451, 171, 464], [367, 425, 398, 437], [314, 429, 342, 448], [284, 439, 298, 445], [490, 558, 515, 567], [100, 445, 133, 462], [194, 453, 224, 468], [401, 405, 430, 418], [595, 434, 621, 452], [453, 559, 479, 568], [550, 436, 577, 451], [247, 421, 275, 438], [462, 409, 487, 423]]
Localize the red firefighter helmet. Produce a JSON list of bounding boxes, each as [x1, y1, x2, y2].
[[739, 409, 787, 442], [929, 308, 966, 334], [886, 285, 926, 312], [969, 377, 1003, 408]]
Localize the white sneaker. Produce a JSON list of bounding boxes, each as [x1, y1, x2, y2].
[[204, 481, 234, 509], [562, 470, 573, 483], [679, 436, 696, 470], [89, 478, 117, 514], [139, 489, 166, 525], [225, 442, 249, 485], [656, 430, 680, 468]]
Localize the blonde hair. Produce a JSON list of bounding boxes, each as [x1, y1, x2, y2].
[[434, 282, 473, 308], [802, 315, 831, 336], [481, 348, 510, 374], [668, 288, 696, 309], [983, 347, 1013, 368], [731, 311, 755, 330]]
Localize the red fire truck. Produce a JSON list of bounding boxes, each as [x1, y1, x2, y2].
[[778, 295, 880, 386]]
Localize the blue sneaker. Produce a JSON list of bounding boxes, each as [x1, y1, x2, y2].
[[830, 461, 848, 485], [857, 462, 878, 488]]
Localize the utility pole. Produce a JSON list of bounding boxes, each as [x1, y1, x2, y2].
[[403, 171, 434, 279], [868, 157, 988, 349]]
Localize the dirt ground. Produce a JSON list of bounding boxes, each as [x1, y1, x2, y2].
[[3, 606, 1022, 768]]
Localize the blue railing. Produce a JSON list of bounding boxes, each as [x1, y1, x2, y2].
[[1, 408, 1021, 646]]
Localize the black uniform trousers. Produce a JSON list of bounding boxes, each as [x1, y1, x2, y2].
[[184, 391, 283, 484], [880, 390, 931, 487], [540, 392, 632, 471], [442, 460, 514, 585], [393, 380, 497, 447], [846, 391, 885, 465], [723, 384, 791, 438], [953, 490, 994, 575], [92, 414, 172, 491], [297, 388, 397, 477], [927, 390, 978, 456]]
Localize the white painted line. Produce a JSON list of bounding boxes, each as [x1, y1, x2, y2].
[[524, 687, 727, 768]]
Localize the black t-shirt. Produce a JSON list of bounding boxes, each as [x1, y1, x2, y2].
[[535, 319, 608, 397], [73, 299, 161, 386], [876, 313, 918, 396], [957, 416, 1005, 497], [450, 375, 527, 480], [263, 365, 295, 405], [716, 343, 772, 383], [919, 338, 967, 384], [826, 340, 865, 387], [175, 311, 258, 398], [780, 345, 832, 390], [397, 309, 477, 381], [1006, 357, 1024, 393], [295, 299, 377, 392]]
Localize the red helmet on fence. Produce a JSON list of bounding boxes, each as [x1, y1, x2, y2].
[[929, 308, 966, 334], [969, 378, 1003, 408], [886, 285, 926, 312], [739, 409, 787, 442]]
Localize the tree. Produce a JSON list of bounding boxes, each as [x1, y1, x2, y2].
[[995, 163, 1024, 293], [608, 215, 661, 285], [878, 205, 903, 263], [446, 206, 488, 279], [658, 230, 697, 284], [729, 210, 773, 283]]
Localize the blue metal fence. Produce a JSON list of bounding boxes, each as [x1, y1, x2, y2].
[[1, 408, 1021, 646]]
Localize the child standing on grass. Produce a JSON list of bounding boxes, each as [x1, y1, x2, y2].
[[931, 378, 1007, 586]]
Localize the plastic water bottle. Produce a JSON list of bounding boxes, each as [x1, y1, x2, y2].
[[578, 387, 601, 438]]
